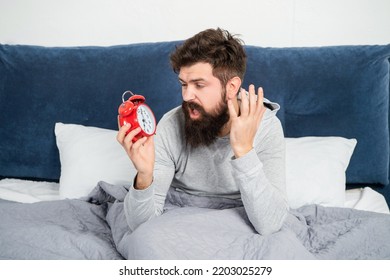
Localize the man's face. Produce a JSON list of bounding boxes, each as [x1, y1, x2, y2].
[[179, 62, 230, 147]]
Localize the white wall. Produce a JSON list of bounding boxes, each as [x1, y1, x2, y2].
[[0, 0, 389, 47]]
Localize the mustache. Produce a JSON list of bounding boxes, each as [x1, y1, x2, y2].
[[182, 101, 203, 111], [182, 101, 209, 119]]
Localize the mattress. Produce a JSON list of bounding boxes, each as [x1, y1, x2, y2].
[[0, 178, 389, 215]]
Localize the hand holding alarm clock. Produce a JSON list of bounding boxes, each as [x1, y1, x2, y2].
[[118, 90, 157, 142]]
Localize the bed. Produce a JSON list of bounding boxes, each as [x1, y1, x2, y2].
[[1, 42, 390, 259]]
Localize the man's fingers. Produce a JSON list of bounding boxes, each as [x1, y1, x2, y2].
[[117, 123, 130, 144], [145, 134, 155, 145], [249, 85, 256, 115], [123, 127, 142, 147], [126, 127, 142, 140], [255, 87, 265, 113], [257, 87, 264, 105], [256, 87, 266, 125], [240, 88, 249, 117], [132, 135, 148, 149]]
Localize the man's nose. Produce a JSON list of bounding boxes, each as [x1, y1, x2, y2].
[[182, 87, 195, 102]]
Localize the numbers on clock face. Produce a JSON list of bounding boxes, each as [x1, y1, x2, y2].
[[137, 105, 156, 135]]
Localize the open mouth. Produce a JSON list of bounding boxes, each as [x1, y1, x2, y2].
[[186, 102, 203, 119], [189, 107, 201, 118]]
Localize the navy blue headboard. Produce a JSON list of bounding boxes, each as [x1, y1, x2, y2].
[[1, 42, 390, 202], [0, 42, 182, 180], [243, 45, 390, 202], [244, 45, 390, 186]]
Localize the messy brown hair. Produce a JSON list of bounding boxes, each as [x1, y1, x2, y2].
[[170, 28, 247, 86]]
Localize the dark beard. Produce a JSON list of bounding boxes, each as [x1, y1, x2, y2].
[[182, 100, 229, 148]]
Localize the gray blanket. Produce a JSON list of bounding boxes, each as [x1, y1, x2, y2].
[[1, 181, 389, 259]]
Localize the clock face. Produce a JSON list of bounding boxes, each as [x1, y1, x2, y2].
[[137, 105, 156, 135]]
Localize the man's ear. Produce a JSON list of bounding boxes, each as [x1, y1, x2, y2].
[[226, 76, 242, 100]]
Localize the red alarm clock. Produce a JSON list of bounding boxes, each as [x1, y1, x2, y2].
[[118, 90, 157, 142]]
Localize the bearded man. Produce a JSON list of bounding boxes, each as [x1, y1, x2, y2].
[[117, 28, 288, 236]]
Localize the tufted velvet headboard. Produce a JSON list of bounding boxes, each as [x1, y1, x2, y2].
[[1, 42, 390, 202]]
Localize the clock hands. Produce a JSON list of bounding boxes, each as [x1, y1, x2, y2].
[[138, 107, 154, 134]]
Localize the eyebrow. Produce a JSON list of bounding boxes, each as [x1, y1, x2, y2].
[[178, 77, 207, 84]]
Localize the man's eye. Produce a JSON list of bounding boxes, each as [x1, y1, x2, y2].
[[195, 84, 204, 88]]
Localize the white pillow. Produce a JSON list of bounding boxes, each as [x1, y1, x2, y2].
[[55, 123, 136, 199], [55, 123, 357, 207], [285, 136, 357, 209]]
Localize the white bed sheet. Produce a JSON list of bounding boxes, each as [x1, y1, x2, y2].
[[344, 187, 390, 214], [0, 178, 60, 203], [0, 178, 389, 214]]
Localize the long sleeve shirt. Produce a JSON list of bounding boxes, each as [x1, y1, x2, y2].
[[124, 99, 288, 235]]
